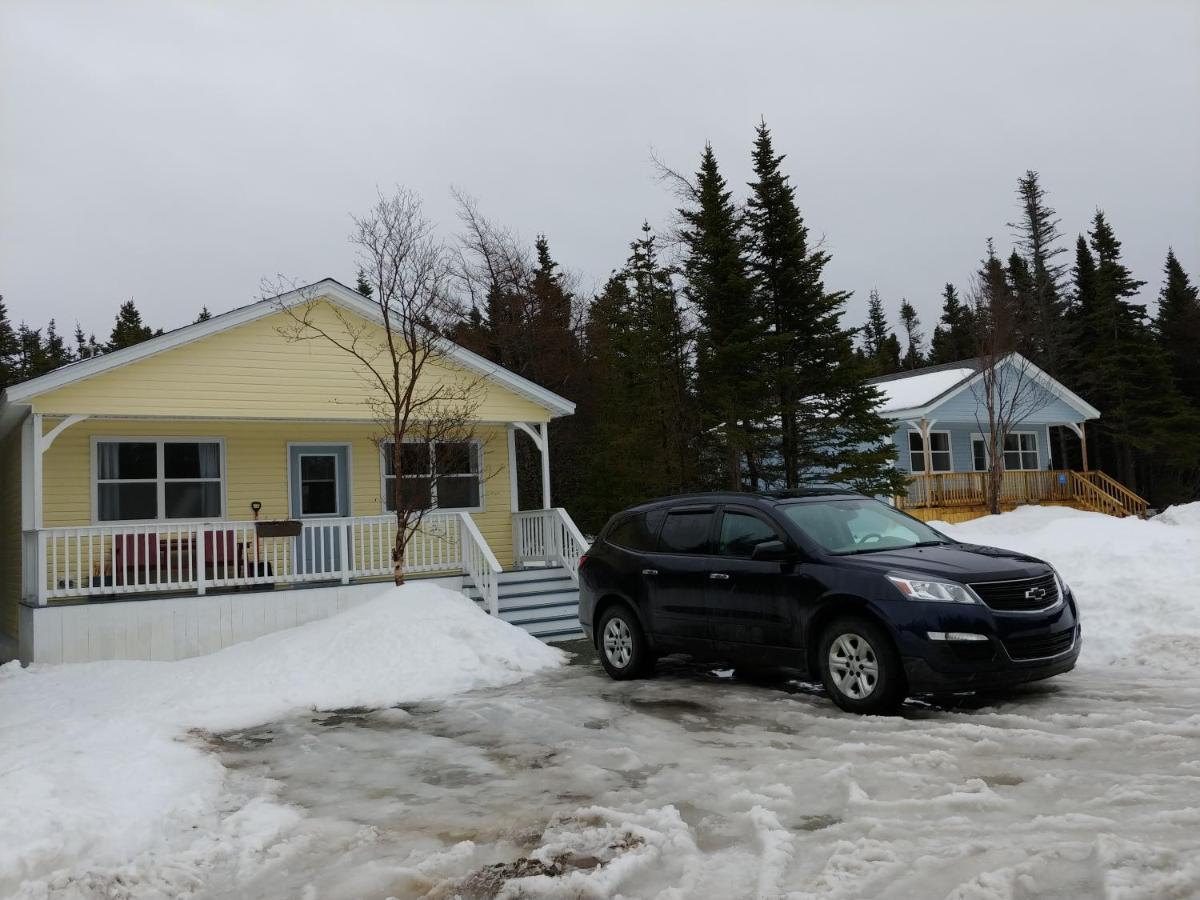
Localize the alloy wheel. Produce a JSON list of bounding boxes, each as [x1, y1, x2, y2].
[[828, 632, 880, 700], [603, 617, 634, 669]]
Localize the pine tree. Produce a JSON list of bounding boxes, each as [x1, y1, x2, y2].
[[108, 300, 155, 351], [195, 306, 212, 322], [860, 288, 901, 375], [679, 143, 766, 489], [42, 320, 73, 371], [898, 299, 925, 369], [573, 224, 699, 528], [745, 121, 902, 492], [1155, 249, 1200, 407], [929, 283, 975, 364], [1007, 171, 1068, 373], [0, 295, 19, 390], [355, 268, 374, 299]]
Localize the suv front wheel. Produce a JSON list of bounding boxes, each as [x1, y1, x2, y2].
[[819, 616, 906, 714], [597, 605, 653, 680]]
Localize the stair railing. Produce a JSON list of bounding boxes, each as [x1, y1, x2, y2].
[[1079, 470, 1149, 518], [457, 512, 502, 615]]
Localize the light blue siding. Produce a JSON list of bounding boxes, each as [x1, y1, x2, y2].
[[894, 422, 1054, 474]]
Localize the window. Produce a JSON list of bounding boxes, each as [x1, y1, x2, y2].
[[781, 498, 947, 555], [299, 454, 339, 516], [657, 510, 714, 554], [908, 431, 952, 472], [717, 511, 780, 557], [382, 439, 482, 511], [971, 433, 1040, 471], [607, 513, 662, 552], [96, 439, 223, 522]]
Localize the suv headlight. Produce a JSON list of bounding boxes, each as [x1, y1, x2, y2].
[[1052, 567, 1070, 598], [887, 574, 979, 604]]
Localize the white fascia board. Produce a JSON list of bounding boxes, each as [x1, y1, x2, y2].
[[884, 353, 1099, 423], [2, 278, 576, 419]]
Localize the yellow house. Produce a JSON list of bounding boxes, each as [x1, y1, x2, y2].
[[0, 279, 586, 664]]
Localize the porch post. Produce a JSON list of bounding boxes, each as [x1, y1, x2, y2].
[[506, 424, 519, 513], [538, 422, 551, 510], [1065, 422, 1089, 472], [919, 418, 935, 506], [31, 413, 43, 530]]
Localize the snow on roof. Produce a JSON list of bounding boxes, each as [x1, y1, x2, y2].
[[871, 366, 976, 414]]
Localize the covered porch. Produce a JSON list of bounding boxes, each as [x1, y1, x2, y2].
[[14, 412, 587, 662]]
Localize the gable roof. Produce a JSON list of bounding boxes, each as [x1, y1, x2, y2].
[[0, 279, 576, 419], [867, 353, 1100, 421]]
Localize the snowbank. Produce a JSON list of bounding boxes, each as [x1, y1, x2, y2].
[[0, 583, 563, 896], [932, 503, 1200, 670]]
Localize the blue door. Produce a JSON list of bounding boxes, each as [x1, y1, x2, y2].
[[289, 445, 350, 575]]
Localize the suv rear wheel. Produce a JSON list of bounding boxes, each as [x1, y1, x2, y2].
[[597, 605, 653, 680], [819, 616, 905, 714]]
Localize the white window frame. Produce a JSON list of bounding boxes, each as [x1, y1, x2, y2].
[[908, 430, 953, 473], [970, 431, 1041, 472], [91, 436, 227, 524], [379, 437, 485, 514]]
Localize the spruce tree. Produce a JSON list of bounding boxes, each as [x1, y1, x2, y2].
[[745, 121, 902, 492], [108, 300, 155, 351], [195, 306, 212, 322], [1155, 249, 1200, 407], [679, 143, 766, 489], [0, 295, 18, 389], [73, 323, 101, 360], [1007, 171, 1068, 373], [16, 323, 46, 380], [355, 268, 374, 299], [860, 288, 901, 375], [898, 299, 925, 369], [929, 283, 975, 364], [42, 320, 73, 371]]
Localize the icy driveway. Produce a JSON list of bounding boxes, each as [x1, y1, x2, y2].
[[201, 643, 1200, 900]]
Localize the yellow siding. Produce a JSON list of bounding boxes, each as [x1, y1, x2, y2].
[[29, 300, 552, 423], [41, 419, 516, 568], [0, 426, 21, 642]]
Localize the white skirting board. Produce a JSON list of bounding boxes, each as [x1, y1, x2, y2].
[[16, 575, 464, 665]]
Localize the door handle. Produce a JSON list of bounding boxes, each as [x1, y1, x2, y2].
[[709, 572, 731, 580], [642, 568, 658, 576]]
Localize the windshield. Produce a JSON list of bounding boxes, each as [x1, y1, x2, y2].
[[780, 498, 950, 555]]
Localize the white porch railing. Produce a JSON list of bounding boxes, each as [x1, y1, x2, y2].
[[513, 508, 590, 581], [23, 511, 502, 615]]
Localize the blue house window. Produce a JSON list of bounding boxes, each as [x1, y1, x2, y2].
[[972, 433, 1040, 471], [908, 432, 952, 473]]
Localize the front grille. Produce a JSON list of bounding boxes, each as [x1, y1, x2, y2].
[[1002, 628, 1076, 661], [969, 573, 1059, 612]]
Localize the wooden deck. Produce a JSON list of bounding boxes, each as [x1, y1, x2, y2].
[[896, 469, 1147, 523]]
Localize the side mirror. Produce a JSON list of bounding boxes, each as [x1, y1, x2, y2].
[[751, 539, 790, 562]]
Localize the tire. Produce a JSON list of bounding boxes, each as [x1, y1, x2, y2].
[[819, 616, 906, 715], [596, 605, 653, 680]]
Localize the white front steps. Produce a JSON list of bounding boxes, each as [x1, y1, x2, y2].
[[464, 565, 583, 643]]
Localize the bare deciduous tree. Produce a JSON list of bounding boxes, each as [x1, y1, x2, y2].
[[272, 188, 485, 584], [968, 265, 1055, 514]]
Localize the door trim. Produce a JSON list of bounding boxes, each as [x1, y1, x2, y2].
[[286, 442, 353, 517]]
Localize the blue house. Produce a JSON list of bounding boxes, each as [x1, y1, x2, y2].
[[870, 354, 1147, 521]]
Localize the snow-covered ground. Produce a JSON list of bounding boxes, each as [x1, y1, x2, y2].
[[2, 505, 1199, 899], [0, 584, 563, 898]]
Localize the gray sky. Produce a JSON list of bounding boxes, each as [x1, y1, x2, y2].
[[2, 1, 1198, 343]]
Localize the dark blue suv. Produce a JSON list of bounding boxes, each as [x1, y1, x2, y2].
[[578, 488, 1080, 714]]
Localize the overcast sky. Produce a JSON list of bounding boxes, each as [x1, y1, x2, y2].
[[2, 1, 1198, 342]]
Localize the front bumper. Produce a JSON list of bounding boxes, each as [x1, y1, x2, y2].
[[882, 590, 1081, 693], [903, 625, 1081, 691]]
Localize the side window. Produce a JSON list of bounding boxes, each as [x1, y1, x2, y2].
[[657, 510, 714, 554], [717, 511, 779, 557], [607, 514, 656, 551]]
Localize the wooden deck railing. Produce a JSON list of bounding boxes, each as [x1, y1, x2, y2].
[[897, 469, 1147, 518]]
